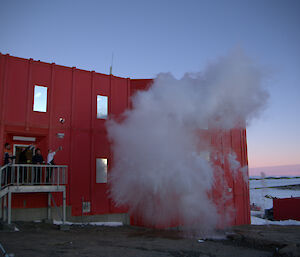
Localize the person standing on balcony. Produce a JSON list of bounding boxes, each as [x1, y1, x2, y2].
[[47, 146, 62, 165], [3, 143, 13, 165], [46, 146, 62, 183], [18, 145, 34, 183], [3, 143, 15, 184], [19, 145, 34, 164], [32, 148, 44, 183]]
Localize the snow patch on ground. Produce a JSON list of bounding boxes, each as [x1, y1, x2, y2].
[[251, 216, 300, 225], [250, 188, 300, 210], [53, 220, 123, 227], [53, 178, 299, 228]]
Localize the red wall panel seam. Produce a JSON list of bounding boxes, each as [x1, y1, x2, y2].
[[68, 67, 76, 204], [48, 63, 55, 146], [90, 71, 95, 212], [0, 54, 9, 163], [25, 59, 33, 130]]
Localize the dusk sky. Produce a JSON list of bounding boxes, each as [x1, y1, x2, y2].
[[0, 0, 299, 175]]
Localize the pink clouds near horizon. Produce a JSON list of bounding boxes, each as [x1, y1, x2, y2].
[[249, 164, 300, 177]]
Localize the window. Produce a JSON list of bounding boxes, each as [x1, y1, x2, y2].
[[96, 158, 108, 183], [97, 95, 108, 119], [33, 85, 48, 112], [200, 151, 210, 162]]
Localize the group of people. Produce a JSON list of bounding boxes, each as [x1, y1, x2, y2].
[[2, 143, 62, 184], [4, 143, 62, 166]]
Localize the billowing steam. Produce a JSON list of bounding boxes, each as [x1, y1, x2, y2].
[[107, 50, 268, 234]]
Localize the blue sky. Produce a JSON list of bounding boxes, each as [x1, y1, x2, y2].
[[1, 0, 299, 170]]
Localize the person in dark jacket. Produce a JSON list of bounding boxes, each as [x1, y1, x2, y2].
[[32, 148, 44, 164], [19, 145, 34, 164], [3, 143, 13, 165], [3, 143, 15, 184], [18, 145, 34, 183], [32, 148, 44, 183]]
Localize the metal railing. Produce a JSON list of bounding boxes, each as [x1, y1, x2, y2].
[[0, 164, 68, 190]]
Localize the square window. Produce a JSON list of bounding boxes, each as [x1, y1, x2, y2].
[[33, 85, 48, 112], [200, 151, 210, 162], [97, 95, 108, 119], [96, 158, 108, 183]]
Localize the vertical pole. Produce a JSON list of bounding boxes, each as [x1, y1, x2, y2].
[[31, 167, 34, 184], [5, 167, 7, 185], [3, 194, 7, 222], [17, 166, 19, 186], [52, 167, 55, 185], [10, 166, 13, 185], [7, 191, 11, 225], [41, 166, 43, 184], [57, 167, 60, 186], [48, 193, 51, 221], [0, 197, 2, 220], [63, 189, 66, 224], [0, 170, 2, 190], [12, 166, 15, 184]]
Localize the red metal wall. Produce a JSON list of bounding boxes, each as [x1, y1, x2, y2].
[[0, 54, 130, 216], [129, 80, 250, 227], [0, 53, 250, 226], [273, 197, 300, 221]]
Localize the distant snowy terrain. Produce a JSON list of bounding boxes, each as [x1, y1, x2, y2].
[[251, 216, 300, 225], [249, 177, 300, 225], [250, 178, 300, 189], [250, 188, 300, 209]]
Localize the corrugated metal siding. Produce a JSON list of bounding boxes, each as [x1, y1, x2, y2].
[[0, 53, 250, 225]]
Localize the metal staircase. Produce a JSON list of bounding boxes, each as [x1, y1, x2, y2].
[[0, 164, 67, 224]]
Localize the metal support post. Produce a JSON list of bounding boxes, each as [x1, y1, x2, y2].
[[0, 197, 2, 220], [3, 194, 7, 222], [63, 190, 66, 224], [48, 193, 51, 220], [16, 167, 19, 186], [7, 191, 11, 225]]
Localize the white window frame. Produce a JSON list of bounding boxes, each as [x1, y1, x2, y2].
[[97, 95, 108, 119], [33, 85, 48, 112], [96, 158, 108, 183]]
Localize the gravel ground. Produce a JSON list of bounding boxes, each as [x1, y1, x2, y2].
[[2, 222, 299, 257]]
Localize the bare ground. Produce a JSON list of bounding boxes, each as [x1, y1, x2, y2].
[[0, 222, 300, 257]]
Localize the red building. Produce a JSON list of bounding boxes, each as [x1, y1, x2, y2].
[[273, 197, 300, 221], [0, 53, 250, 226]]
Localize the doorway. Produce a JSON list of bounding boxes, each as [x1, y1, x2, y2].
[[13, 144, 35, 164]]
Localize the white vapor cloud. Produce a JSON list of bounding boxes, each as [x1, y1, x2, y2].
[[106, 49, 268, 235]]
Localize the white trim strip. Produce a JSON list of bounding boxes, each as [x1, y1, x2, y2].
[[13, 136, 36, 142]]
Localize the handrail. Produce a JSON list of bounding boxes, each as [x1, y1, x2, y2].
[[0, 164, 11, 189], [0, 164, 10, 171], [9, 164, 67, 167], [0, 164, 68, 190], [0, 242, 10, 257]]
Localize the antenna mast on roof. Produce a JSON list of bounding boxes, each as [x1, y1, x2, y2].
[[109, 52, 114, 75]]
